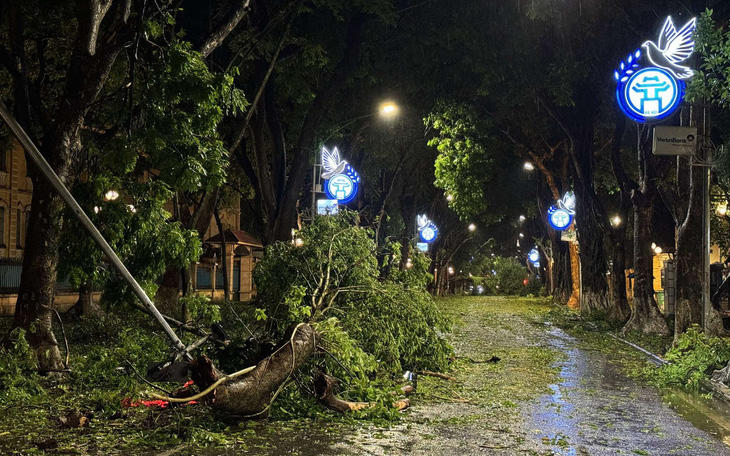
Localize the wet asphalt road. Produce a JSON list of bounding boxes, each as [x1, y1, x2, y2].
[[525, 325, 730, 455], [180, 298, 730, 456]]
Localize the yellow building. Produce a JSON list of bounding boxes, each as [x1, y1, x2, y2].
[[0, 142, 260, 314]]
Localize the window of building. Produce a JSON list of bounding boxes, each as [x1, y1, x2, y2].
[[16, 209, 21, 248], [0, 207, 5, 247], [24, 210, 30, 246], [0, 149, 6, 171]]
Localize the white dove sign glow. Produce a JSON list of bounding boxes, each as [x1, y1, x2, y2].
[[614, 16, 696, 123], [547, 191, 576, 231], [321, 147, 360, 204], [417, 214, 438, 243]]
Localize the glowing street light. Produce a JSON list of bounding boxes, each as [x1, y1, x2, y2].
[[518, 215, 526, 223], [446, 194, 454, 202], [717, 203, 728, 217], [379, 101, 398, 118], [294, 238, 304, 248], [448, 266, 455, 275], [468, 223, 476, 232], [611, 215, 622, 227], [104, 189, 119, 201], [519, 233, 525, 238], [523, 161, 535, 171]]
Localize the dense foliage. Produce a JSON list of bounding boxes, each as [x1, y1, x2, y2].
[[645, 325, 730, 390], [254, 211, 452, 377]]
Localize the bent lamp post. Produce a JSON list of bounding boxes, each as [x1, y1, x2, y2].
[[0, 100, 191, 360], [548, 191, 576, 231], [615, 16, 696, 123], [321, 147, 360, 204]]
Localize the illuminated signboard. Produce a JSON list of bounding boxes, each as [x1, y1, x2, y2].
[[615, 16, 696, 123], [317, 199, 339, 215], [321, 147, 360, 204], [548, 191, 575, 231], [528, 249, 540, 263], [417, 215, 439, 243], [416, 242, 429, 252]]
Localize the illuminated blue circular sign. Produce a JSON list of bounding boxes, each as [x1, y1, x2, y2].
[[528, 249, 540, 263], [548, 205, 573, 231], [324, 167, 359, 204], [419, 225, 438, 243], [617, 67, 683, 123]]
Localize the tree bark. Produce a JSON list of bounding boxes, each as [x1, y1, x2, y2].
[[213, 324, 316, 417], [623, 127, 669, 335], [68, 280, 103, 318]]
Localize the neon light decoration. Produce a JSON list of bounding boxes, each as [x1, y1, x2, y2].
[[547, 191, 575, 231], [417, 214, 438, 243], [321, 147, 360, 204], [528, 249, 540, 263], [614, 16, 696, 123]]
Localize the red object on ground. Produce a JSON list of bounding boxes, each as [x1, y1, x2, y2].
[[122, 381, 198, 408]]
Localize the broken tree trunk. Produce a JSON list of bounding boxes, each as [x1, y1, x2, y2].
[[212, 323, 317, 418], [314, 372, 410, 412]]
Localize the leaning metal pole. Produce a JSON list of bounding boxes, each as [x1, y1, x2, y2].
[[0, 100, 189, 359]]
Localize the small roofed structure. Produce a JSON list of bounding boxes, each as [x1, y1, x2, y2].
[[194, 229, 264, 301]]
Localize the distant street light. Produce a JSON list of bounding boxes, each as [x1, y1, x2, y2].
[[519, 233, 524, 238], [104, 189, 119, 201], [468, 223, 476, 232], [446, 194, 454, 202], [523, 162, 535, 171], [611, 215, 622, 227], [518, 215, 526, 223]]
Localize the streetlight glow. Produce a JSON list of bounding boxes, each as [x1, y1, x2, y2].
[[717, 203, 728, 217], [523, 161, 535, 171], [104, 189, 119, 201], [519, 215, 526, 223], [468, 223, 476, 232], [611, 215, 622, 227], [379, 101, 398, 118], [446, 194, 454, 202]]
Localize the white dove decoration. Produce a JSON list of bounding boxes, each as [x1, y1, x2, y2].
[[321, 147, 347, 180], [642, 16, 697, 80], [417, 214, 439, 243], [557, 191, 576, 215]]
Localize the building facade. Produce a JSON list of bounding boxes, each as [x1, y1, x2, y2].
[[0, 141, 260, 315]]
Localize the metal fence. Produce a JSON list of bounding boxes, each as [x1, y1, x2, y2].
[[0, 257, 78, 294]]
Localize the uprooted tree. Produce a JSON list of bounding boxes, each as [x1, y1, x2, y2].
[[151, 211, 451, 416]]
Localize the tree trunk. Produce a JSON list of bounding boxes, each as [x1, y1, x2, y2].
[[674, 172, 703, 335], [214, 205, 229, 301], [68, 280, 103, 318], [10, 174, 66, 370], [623, 197, 669, 335], [213, 324, 316, 417], [608, 231, 631, 324], [574, 189, 610, 316]]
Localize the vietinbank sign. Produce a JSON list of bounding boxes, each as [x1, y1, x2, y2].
[[615, 16, 696, 123]]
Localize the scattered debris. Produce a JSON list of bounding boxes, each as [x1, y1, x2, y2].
[[57, 410, 92, 428]]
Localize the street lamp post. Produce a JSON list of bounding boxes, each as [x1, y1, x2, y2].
[[310, 102, 399, 218]]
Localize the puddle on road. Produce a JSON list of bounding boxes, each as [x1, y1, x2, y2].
[[661, 388, 730, 446], [527, 324, 730, 455]]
